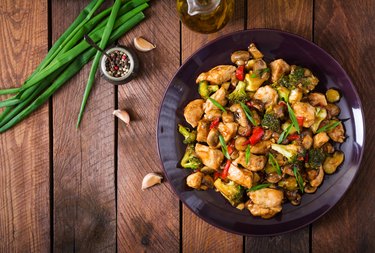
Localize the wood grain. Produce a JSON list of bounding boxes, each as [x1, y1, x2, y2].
[[181, 1, 245, 253], [246, 0, 312, 251], [312, 0, 375, 252], [51, 1, 116, 252], [116, 1, 180, 252], [0, 0, 50, 252]]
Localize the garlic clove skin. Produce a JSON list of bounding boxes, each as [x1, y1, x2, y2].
[[142, 173, 163, 190], [113, 109, 130, 126], [133, 37, 156, 52]]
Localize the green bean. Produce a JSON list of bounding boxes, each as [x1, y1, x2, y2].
[[19, 3, 149, 92], [76, 0, 122, 127], [0, 12, 146, 132]]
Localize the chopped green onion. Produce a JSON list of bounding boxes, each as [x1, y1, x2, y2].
[[250, 73, 257, 78], [219, 134, 230, 159], [245, 144, 251, 165], [76, 0, 123, 127], [240, 102, 258, 126], [208, 97, 226, 112], [287, 102, 300, 134], [293, 166, 304, 193], [248, 183, 271, 192], [316, 121, 341, 133], [268, 153, 281, 175], [277, 124, 293, 144]]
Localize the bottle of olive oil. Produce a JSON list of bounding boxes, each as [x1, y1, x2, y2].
[[177, 0, 234, 34]]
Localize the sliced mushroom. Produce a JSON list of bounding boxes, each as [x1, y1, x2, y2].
[[304, 185, 317, 193], [248, 43, 264, 59], [196, 119, 210, 142], [237, 125, 251, 137], [206, 128, 220, 148], [184, 99, 205, 128], [327, 122, 345, 143], [235, 136, 248, 151], [231, 51, 250, 66], [230, 104, 248, 127], [310, 166, 324, 187], [325, 103, 341, 119]]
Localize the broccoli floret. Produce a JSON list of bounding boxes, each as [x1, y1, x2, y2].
[[178, 124, 197, 144], [311, 108, 327, 133], [308, 148, 326, 169], [214, 178, 244, 206], [181, 144, 202, 169], [198, 81, 219, 99], [228, 81, 249, 104], [271, 143, 303, 162], [261, 113, 281, 132], [276, 66, 319, 94]]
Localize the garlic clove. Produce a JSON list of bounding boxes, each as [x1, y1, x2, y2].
[[142, 173, 163, 190], [133, 37, 156, 52], [113, 109, 130, 126]]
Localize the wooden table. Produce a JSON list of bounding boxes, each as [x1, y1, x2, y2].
[[0, 0, 374, 252]]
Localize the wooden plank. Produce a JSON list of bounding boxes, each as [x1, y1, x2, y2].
[[246, 0, 312, 251], [312, 0, 375, 252], [0, 0, 50, 252], [181, 1, 245, 253], [51, 1, 116, 252], [116, 1, 180, 252]]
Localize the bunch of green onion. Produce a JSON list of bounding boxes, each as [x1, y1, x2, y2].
[[0, 0, 149, 132]]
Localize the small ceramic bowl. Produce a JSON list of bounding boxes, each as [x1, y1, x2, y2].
[[100, 46, 139, 85]]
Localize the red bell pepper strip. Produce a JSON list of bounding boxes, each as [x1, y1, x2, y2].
[[287, 133, 300, 141], [249, 126, 264, 145], [209, 117, 220, 130], [235, 65, 245, 81], [297, 116, 304, 128], [214, 172, 220, 181], [221, 160, 231, 180], [227, 140, 235, 155]]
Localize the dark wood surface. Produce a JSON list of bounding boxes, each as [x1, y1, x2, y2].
[[0, 0, 374, 252]]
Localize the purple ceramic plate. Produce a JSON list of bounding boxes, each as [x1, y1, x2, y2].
[[156, 29, 365, 236]]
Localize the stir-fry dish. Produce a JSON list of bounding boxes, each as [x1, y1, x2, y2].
[[178, 43, 346, 219]]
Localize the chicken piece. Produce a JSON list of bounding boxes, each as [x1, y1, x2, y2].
[[196, 120, 210, 143], [184, 99, 204, 128], [204, 87, 228, 113], [272, 104, 285, 118], [230, 103, 249, 127], [196, 65, 236, 85], [248, 43, 264, 59], [308, 93, 328, 107], [328, 122, 345, 143], [206, 128, 220, 148], [222, 111, 234, 123], [253, 85, 278, 109], [250, 140, 272, 155], [186, 171, 204, 189], [195, 144, 224, 170], [234, 152, 267, 171], [247, 188, 284, 219], [204, 109, 222, 121], [292, 102, 316, 128], [313, 132, 330, 148], [218, 122, 238, 142], [227, 163, 253, 188], [302, 134, 313, 150], [289, 88, 303, 104], [269, 59, 290, 82]]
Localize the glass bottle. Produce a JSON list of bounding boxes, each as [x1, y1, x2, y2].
[[176, 0, 234, 34]]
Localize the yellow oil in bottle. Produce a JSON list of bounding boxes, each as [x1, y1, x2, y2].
[[177, 0, 234, 34]]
